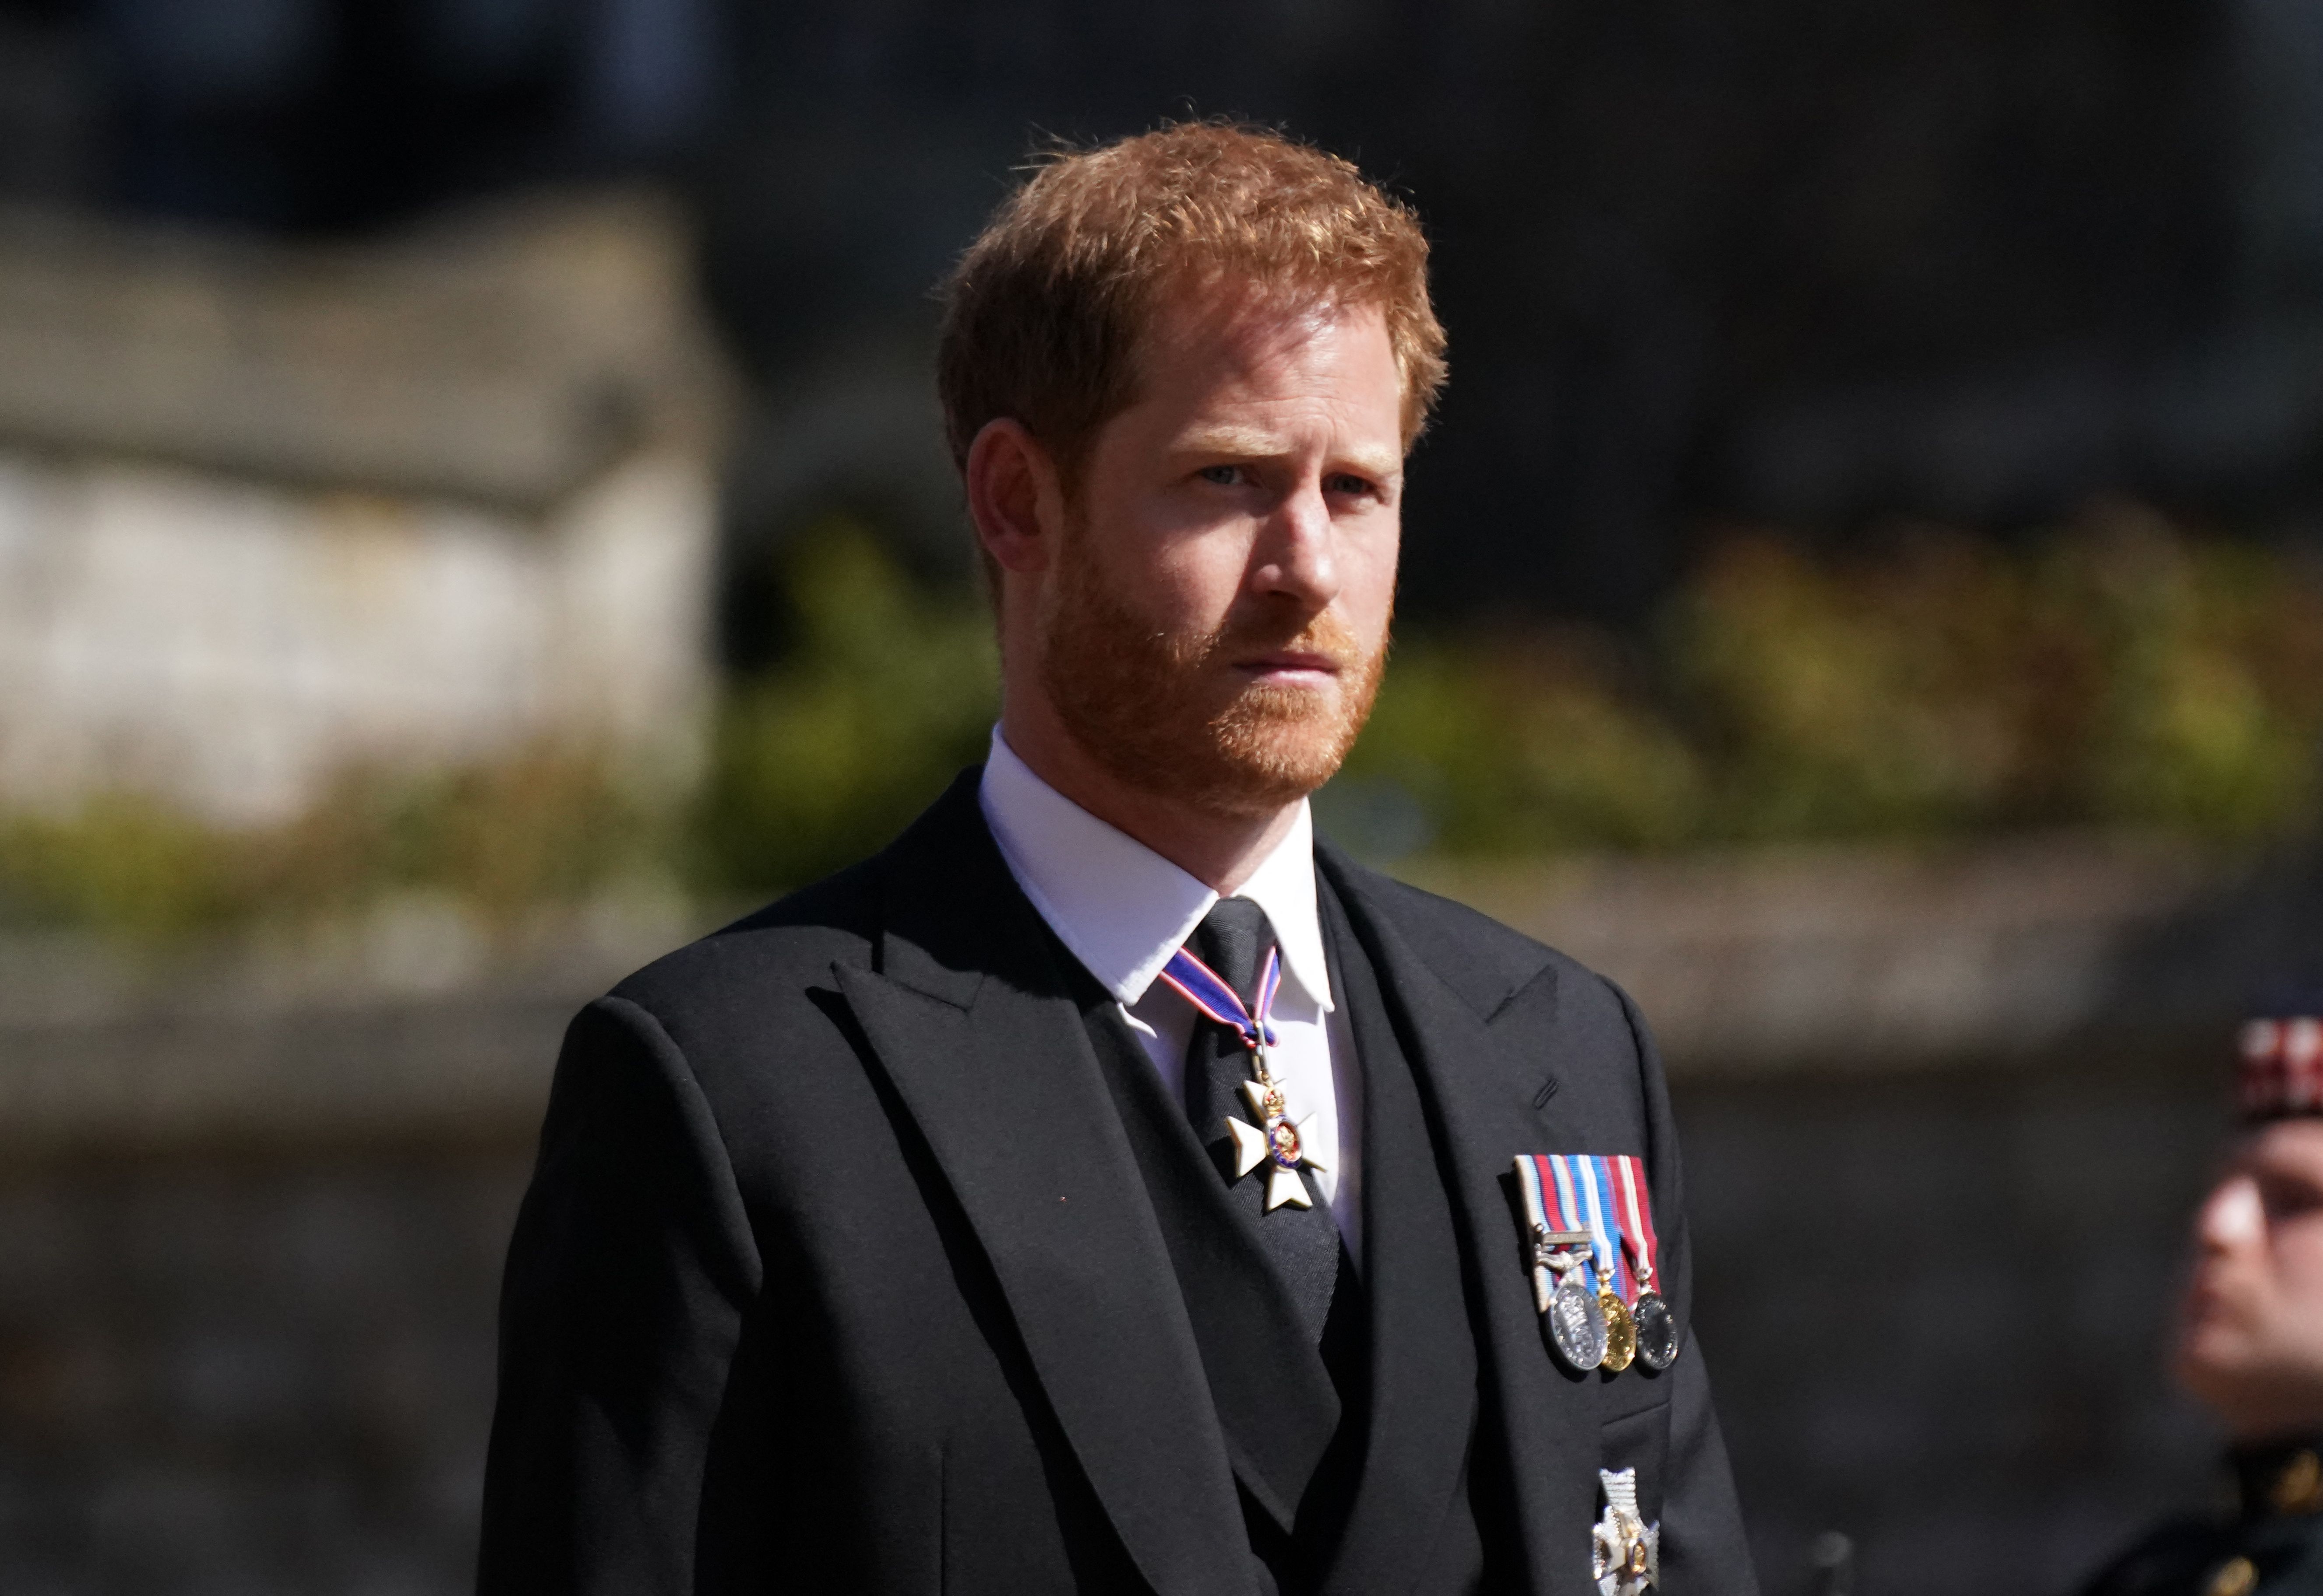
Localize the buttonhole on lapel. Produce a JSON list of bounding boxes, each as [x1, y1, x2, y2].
[[1533, 1076, 1560, 1109]]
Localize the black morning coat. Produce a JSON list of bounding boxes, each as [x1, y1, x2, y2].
[[478, 771, 1757, 1596]]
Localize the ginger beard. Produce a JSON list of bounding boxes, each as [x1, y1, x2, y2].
[[1035, 505, 1389, 819]]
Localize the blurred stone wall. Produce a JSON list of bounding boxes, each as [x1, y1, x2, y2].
[[0, 195, 726, 825], [0, 1150, 521, 1596], [0, 843, 2284, 1596]]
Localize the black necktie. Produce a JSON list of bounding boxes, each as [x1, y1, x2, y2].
[[1182, 897, 1342, 1341]]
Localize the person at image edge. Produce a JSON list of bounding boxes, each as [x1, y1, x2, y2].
[[477, 122, 1755, 1596], [2075, 1014, 2323, 1596]]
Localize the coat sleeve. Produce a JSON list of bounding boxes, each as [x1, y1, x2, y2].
[[477, 995, 765, 1596], [1614, 982, 1760, 1596]]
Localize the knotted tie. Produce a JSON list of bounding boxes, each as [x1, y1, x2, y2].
[[1181, 897, 1342, 1340]]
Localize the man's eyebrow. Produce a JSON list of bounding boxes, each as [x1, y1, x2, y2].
[[1174, 428, 1403, 479], [1174, 425, 1288, 458]]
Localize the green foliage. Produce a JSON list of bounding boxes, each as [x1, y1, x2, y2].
[[259, 747, 668, 922], [7, 505, 2320, 942], [1343, 509, 2323, 857], [1337, 636, 1706, 853], [0, 747, 664, 944], [0, 796, 242, 942], [691, 522, 1000, 892]]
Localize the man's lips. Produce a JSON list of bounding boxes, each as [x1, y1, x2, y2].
[[1234, 650, 1343, 680]]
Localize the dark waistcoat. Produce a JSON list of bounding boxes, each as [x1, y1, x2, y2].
[[1061, 871, 1508, 1596]]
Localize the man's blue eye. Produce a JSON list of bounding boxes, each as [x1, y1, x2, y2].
[[1199, 465, 1239, 485]]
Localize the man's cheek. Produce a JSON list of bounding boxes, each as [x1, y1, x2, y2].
[[2275, 1231, 2323, 1316]]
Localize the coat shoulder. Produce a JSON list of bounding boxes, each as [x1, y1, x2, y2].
[[606, 855, 885, 1022], [1324, 849, 1635, 1036]]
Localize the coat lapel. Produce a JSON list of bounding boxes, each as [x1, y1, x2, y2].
[[1319, 847, 1600, 1596], [832, 776, 1255, 1596], [1314, 874, 1480, 1596]]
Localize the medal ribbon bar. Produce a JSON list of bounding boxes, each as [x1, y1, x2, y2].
[[1566, 1155, 1631, 1301], [1518, 1154, 1576, 1233], [1611, 1155, 1659, 1289], [1513, 1156, 1588, 1308]]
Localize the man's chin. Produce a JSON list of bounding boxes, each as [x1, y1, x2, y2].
[[1208, 710, 1360, 803], [1107, 721, 1353, 818]]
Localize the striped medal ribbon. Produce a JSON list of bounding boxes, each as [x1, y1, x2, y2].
[[1612, 1154, 1679, 1371], [1577, 1156, 1638, 1372], [1514, 1154, 1607, 1371]]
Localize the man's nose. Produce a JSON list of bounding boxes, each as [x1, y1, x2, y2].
[[2196, 1173, 2266, 1253], [1250, 479, 1340, 608]]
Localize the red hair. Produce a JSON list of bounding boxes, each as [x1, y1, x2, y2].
[[937, 121, 1448, 488]]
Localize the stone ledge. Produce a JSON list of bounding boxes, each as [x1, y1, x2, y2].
[[0, 835, 2291, 1151], [1402, 833, 2247, 1074], [0, 898, 700, 1155]]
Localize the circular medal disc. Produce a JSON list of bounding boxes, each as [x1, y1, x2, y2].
[[1632, 1290, 1679, 1371], [1599, 1289, 1637, 1372], [1546, 1273, 1607, 1371]]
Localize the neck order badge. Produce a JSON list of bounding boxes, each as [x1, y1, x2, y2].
[[1158, 942, 1330, 1211]]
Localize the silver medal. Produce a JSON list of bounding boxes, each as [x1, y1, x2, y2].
[[1547, 1268, 1609, 1371], [1632, 1289, 1678, 1371]]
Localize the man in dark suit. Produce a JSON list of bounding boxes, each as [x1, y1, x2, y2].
[[479, 122, 1755, 1595]]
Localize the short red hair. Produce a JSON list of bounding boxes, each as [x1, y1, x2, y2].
[[937, 121, 1448, 487]]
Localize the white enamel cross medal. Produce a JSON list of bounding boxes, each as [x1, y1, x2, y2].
[[1224, 1056, 1330, 1211], [1156, 941, 1327, 1212]]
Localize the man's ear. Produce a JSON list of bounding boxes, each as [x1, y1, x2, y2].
[[966, 418, 1065, 577]]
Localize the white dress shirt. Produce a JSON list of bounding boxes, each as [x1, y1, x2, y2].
[[979, 728, 1363, 1255]]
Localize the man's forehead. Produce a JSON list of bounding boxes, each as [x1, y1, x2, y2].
[[1138, 280, 1385, 367]]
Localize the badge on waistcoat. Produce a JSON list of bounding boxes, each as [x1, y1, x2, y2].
[[1592, 1467, 1660, 1595], [1513, 1154, 1678, 1374]]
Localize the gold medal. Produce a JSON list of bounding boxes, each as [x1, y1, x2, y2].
[[1599, 1279, 1637, 1372]]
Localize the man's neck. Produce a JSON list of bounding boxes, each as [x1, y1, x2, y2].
[[998, 709, 1303, 896]]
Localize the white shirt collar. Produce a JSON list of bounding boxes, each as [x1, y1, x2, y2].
[[978, 726, 1334, 1014]]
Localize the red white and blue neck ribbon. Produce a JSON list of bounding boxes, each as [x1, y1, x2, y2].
[[1611, 1154, 1660, 1291], [1156, 941, 1282, 1053]]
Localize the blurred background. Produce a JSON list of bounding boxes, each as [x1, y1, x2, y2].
[[5, 0, 2323, 1592]]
